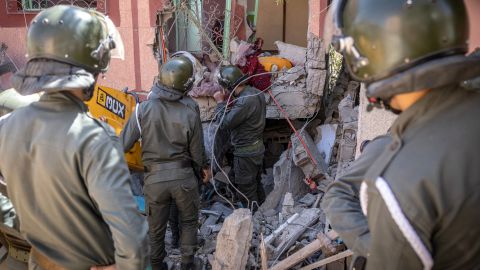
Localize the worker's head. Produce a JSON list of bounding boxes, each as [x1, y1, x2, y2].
[[329, 0, 469, 110], [217, 65, 246, 92], [12, 5, 124, 99], [158, 56, 195, 94]]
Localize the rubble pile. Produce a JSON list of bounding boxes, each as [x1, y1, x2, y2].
[[162, 33, 360, 269], [177, 76, 359, 269]]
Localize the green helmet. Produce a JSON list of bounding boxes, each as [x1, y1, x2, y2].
[[27, 5, 123, 73], [159, 56, 194, 93], [332, 0, 469, 83], [217, 65, 246, 91]]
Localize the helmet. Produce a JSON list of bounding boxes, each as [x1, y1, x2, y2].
[[27, 5, 124, 74], [331, 0, 469, 84], [217, 65, 246, 91], [159, 56, 194, 93]]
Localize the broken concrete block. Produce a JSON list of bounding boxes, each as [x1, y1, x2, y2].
[[212, 209, 253, 270], [265, 86, 320, 120], [337, 121, 358, 163], [274, 66, 306, 84], [210, 202, 233, 218], [306, 33, 327, 97], [200, 215, 220, 237], [281, 192, 295, 216], [291, 130, 328, 179], [338, 94, 358, 123], [306, 68, 328, 97], [259, 149, 309, 212], [275, 41, 307, 66], [314, 124, 339, 165], [298, 193, 317, 207], [266, 208, 322, 259], [306, 32, 326, 70]]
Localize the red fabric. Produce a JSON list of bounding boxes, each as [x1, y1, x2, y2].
[[239, 54, 271, 91]]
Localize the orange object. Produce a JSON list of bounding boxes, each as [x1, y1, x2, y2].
[[85, 85, 143, 171], [258, 56, 293, 71]]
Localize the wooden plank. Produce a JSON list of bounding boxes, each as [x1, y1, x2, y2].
[[299, 250, 354, 270], [269, 231, 338, 270]]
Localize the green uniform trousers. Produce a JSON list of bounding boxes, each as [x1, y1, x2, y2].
[[230, 155, 266, 210], [144, 177, 199, 267]]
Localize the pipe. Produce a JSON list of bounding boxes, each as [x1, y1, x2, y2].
[[222, 0, 232, 59]]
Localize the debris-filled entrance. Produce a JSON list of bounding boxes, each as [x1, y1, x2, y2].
[[151, 1, 362, 269]]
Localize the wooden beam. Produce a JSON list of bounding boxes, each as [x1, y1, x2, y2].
[[268, 231, 338, 270], [299, 250, 354, 270]]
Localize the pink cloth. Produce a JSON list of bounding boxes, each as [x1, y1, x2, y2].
[[189, 80, 223, 98]]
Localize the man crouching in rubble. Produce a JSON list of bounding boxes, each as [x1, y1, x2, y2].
[[121, 56, 210, 270], [0, 5, 149, 270], [213, 65, 266, 211], [323, 0, 480, 269]]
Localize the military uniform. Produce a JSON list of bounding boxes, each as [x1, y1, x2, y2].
[[322, 135, 391, 258], [0, 92, 149, 269], [360, 82, 480, 269], [327, 1, 480, 269], [121, 81, 206, 268], [215, 86, 266, 208]]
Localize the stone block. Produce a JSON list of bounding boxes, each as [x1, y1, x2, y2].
[[291, 130, 328, 179], [212, 209, 253, 270]]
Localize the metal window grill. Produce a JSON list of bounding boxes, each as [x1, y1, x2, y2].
[[155, 0, 244, 63], [6, 0, 107, 14]]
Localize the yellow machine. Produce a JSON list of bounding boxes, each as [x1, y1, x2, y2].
[[85, 85, 144, 171]]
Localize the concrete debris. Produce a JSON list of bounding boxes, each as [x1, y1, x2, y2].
[[281, 192, 294, 216], [298, 193, 317, 207], [338, 94, 358, 123], [266, 208, 322, 259], [274, 41, 307, 67], [265, 89, 320, 119], [212, 209, 253, 270], [306, 33, 327, 97], [274, 66, 306, 84], [291, 130, 328, 180]]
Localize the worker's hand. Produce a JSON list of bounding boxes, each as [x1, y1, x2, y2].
[[90, 265, 116, 270], [213, 90, 227, 103], [202, 167, 213, 184]]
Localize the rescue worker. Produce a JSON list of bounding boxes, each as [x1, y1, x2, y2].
[[322, 135, 391, 268], [213, 65, 266, 210], [324, 0, 480, 269], [0, 5, 149, 270], [121, 56, 209, 270]]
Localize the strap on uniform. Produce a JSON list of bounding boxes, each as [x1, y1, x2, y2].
[[135, 103, 142, 145], [144, 160, 191, 172], [31, 248, 66, 270]]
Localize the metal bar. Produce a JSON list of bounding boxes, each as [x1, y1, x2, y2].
[[222, 0, 232, 59], [185, 8, 223, 60], [173, 0, 179, 51]]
